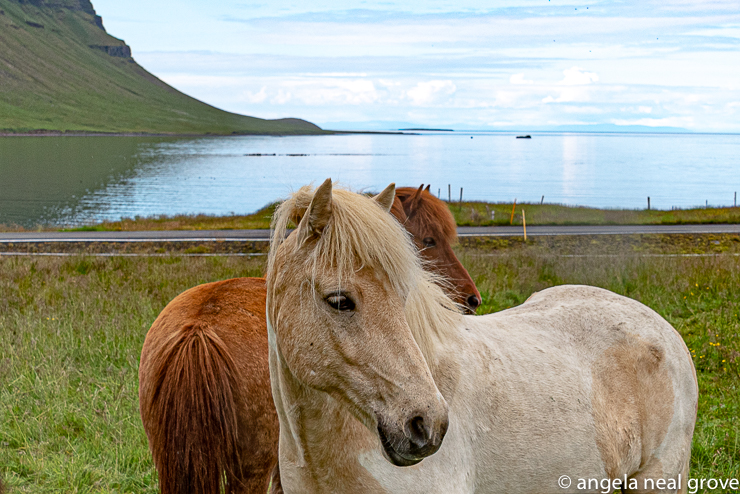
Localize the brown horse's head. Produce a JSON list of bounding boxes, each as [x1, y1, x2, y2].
[[267, 180, 450, 467], [392, 185, 481, 313]]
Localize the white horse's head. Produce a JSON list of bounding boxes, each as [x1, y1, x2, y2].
[[267, 179, 450, 466]]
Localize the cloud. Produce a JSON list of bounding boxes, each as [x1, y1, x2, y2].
[[406, 80, 457, 105], [510, 73, 534, 85], [560, 67, 599, 86], [243, 86, 268, 103], [611, 117, 695, 128]]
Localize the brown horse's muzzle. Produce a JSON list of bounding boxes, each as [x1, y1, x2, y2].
[[376, 408, 449, 466]]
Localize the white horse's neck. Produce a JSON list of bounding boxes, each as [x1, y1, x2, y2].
[[267, 315, 384, 492], [266, 304, 465, 493]]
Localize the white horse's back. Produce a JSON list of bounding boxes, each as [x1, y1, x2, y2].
[[444, 285, 697, 493]]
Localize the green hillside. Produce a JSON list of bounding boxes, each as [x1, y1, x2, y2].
[[0, 0, 325, 134]]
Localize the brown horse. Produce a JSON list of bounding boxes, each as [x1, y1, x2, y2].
[[139, 185, 480, 494]]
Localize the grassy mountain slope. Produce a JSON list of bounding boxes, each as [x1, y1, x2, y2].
[[0, 0, 325, 134]]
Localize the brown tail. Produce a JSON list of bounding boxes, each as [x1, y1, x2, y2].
[[145, 324, 244, 494]]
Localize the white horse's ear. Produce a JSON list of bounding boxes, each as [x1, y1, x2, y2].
[[297, 178, 333, 243], [372, 183, 396, 213]]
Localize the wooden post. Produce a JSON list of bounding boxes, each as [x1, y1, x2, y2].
[[541, 195, 544, 205], [522, 210, 527, 241], [647, 197, 650, 210], [448, 184, 451, 202], [510, 199, 517, 225]]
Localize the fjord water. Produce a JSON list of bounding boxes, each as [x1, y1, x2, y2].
[[1, 132, 738, 227]]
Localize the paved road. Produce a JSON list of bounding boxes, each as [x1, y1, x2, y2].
[[1, 224, 740, 243]]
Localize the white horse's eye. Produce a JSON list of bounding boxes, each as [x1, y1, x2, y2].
[[325, 293, 356, 312]]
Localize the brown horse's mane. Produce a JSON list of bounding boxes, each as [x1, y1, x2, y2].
[[394, 186, 457, 244]]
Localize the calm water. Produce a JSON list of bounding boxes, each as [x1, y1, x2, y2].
[[1, 132, 739, 227]]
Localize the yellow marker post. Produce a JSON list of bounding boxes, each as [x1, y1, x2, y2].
[[510, 199, 517, 225], [522, 209, 527, 241]]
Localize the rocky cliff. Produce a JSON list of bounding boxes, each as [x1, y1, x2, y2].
[[0, 0, 324, 134]]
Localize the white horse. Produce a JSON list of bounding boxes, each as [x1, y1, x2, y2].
[[265, 179, 698, 494]]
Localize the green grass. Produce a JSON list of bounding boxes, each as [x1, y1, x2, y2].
[[451, 201, 740, 226], [0, 0, 326, 135], [61, 204, 280, 233], [1, 241, 739, 491], [41, 202, 740, 233], [3, 198, 739, 234]]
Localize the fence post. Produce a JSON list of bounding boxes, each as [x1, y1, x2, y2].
[[522, 210, 527, 241], [541, 195, 544, 205], [459, 187, 463, 204]]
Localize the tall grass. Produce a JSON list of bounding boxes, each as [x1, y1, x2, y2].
[[1, 245, 738, 491], [451, 201, 740, 227]]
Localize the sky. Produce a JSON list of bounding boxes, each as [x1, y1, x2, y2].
[[92, 0, 740, 132]]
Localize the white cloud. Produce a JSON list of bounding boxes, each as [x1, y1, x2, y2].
[[611, 117, 695, 128], [510, 73, 534, 85], [242, 86, 268, 103], [560, 67, 599, 86], [406, 80, 457, 105]]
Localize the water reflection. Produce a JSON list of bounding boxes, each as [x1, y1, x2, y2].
[[1, 133, 738, 227]]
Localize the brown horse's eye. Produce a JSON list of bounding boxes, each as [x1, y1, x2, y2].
[[325, 293, 356, 312], [422, 237, 436, 248]]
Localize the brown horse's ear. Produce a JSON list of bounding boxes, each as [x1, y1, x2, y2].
[[297, 178, 333, 243], [403, 184, 425, 217], [372, 183, 396, 212], [424, 184, 431, 192]]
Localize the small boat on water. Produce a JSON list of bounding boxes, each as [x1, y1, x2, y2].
[[516, 135, 532, 139]]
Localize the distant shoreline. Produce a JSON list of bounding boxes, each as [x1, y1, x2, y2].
[[3, 129, 740, 137], [0, 129, 410, 137]]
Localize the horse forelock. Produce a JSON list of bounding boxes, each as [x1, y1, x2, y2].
[[395, 187, 457, 243], [268, 183, 463, 359]]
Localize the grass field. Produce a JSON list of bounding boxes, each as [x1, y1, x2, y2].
[[1, 238, 739, 492], [451, 201, 740, 227], [55, 201, 740, 232], [2, 200, 739, 234]]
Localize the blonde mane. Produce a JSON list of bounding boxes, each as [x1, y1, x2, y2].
[[267, 183, 463, 360]]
